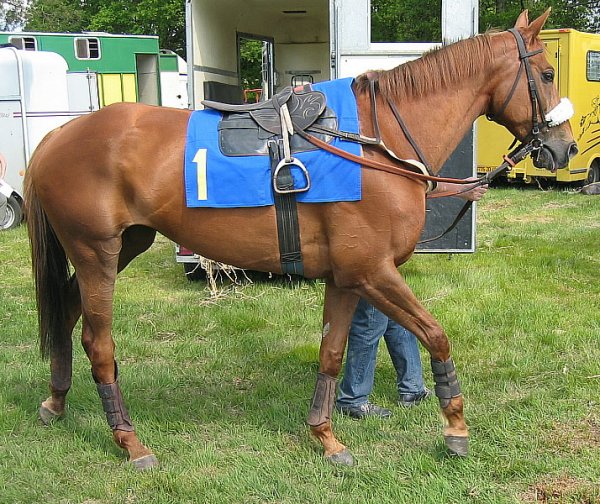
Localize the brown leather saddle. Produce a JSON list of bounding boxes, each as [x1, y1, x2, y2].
[[202, 86, 327, 135], [202, 87, 337, 157]]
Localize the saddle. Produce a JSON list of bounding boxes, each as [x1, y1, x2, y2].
[[203, 86, 337, 158], [202, 86, 327, 135]]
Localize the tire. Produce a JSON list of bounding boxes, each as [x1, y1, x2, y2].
[[585, 162, 600, 185], [0, 195, 23, 230], [183, 261, 206, 281]]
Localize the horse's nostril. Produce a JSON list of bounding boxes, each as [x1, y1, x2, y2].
[[568, 142, 579, 160]]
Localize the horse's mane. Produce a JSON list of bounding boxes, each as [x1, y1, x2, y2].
[[355, 33, 496, 99]]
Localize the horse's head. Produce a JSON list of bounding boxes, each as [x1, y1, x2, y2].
[[488, 9, 577, 172]]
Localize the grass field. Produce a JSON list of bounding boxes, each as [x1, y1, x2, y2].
[[0, 186, 598, 503]]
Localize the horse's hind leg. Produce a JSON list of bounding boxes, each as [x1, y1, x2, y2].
[[74, 234, 158, 469], [39, 227, 156, 427], [39, 277, 81, 424], [307, 281, 358, 466]]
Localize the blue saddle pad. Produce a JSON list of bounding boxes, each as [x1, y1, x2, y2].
[[184, 77, 362, 208]]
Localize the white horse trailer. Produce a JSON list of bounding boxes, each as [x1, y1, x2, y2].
[[0, 46, 99, 229], [179, 0, 478, 275]]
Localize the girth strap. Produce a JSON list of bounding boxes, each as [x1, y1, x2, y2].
[[269, 140, 304, 276], [431, 357, 462, 408]]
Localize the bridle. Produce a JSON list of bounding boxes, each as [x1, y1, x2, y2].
[[487, 28, 547, 151]]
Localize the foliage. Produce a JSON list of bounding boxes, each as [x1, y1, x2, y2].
[[479, 0, 595, 32], [239, 38, 264, 94], [0, 0, 26, 30], [372, 0, 442, 42], [0, 187, 599, 503], [23, 0, 87, 33], [371, 0, 600, 42], [87, 0, 186, 56]]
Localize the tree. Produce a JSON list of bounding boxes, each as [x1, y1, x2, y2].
[[23, 0, 186, 56], [88, 0, 185, 55], [479, 0, 593, 32], [239, 38, 263, 91], [24, 0, 88, 33]]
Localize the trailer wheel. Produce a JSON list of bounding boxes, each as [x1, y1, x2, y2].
[[183, 262, 206, 281], [0, 195, 23, 230], [585, 161, 600, 185]]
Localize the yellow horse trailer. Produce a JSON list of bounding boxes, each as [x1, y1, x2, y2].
[[477, 28, 600, 185]]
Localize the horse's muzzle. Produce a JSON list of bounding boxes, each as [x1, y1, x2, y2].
[[533, 140, 578, 172]]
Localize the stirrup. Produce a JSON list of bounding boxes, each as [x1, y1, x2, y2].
[[273, 157, 311, 194]]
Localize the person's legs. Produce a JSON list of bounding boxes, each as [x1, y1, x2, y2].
[[383, 320, 430, 406], [337, 299, 390, 417]]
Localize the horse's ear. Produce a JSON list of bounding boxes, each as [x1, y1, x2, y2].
[[525, 8, 551, 39], [514, 10, 530, 29]]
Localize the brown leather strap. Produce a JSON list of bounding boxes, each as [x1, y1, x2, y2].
[[296, 129, 478, 186]]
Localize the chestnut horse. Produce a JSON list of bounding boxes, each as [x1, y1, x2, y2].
[[25, 11, 576, 469]]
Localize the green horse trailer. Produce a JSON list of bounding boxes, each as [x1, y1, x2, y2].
[[0, 31, 187, 108]]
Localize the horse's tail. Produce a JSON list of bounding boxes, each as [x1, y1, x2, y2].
[[24, 156, 71, 360]]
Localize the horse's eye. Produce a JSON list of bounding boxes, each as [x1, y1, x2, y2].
[[542, 70, 555, 83]]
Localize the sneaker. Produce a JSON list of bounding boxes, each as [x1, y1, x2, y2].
[[336, 401, 392, 419], [398, 388, 432, 408]]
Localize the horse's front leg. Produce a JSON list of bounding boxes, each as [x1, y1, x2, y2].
[[361, 265, 469, 457], [307, 280, 358, 466]]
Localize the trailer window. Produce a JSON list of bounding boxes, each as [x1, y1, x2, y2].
[[75, 38, 101, 60], [8, 36, 37, 51], [587, 51, 600, 81]]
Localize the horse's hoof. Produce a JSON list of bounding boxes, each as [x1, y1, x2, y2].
[[38, 404, 64, 425], [326, 448, 354, 466], [445, 435, 469, 457], [130, 454, 159, 470]]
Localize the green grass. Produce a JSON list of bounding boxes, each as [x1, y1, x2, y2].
[[0, 186, 598, 503]]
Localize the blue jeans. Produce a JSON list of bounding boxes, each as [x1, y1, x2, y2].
[[337, 298, 426, 407]]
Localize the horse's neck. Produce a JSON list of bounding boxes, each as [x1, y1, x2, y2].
[[387, 82, 490, 172], [381, 37, 510, 172]]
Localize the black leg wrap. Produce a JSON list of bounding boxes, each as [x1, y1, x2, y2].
[[94, 363, 134, 432], [306, 372, 337, 427], [431, 358, 462, 408]]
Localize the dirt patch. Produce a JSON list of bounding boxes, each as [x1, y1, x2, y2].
[[521, 473, 600, 503], [542, 202, 578, 210], [504, 214, 555, 224], [547, 415, 600, 453]]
